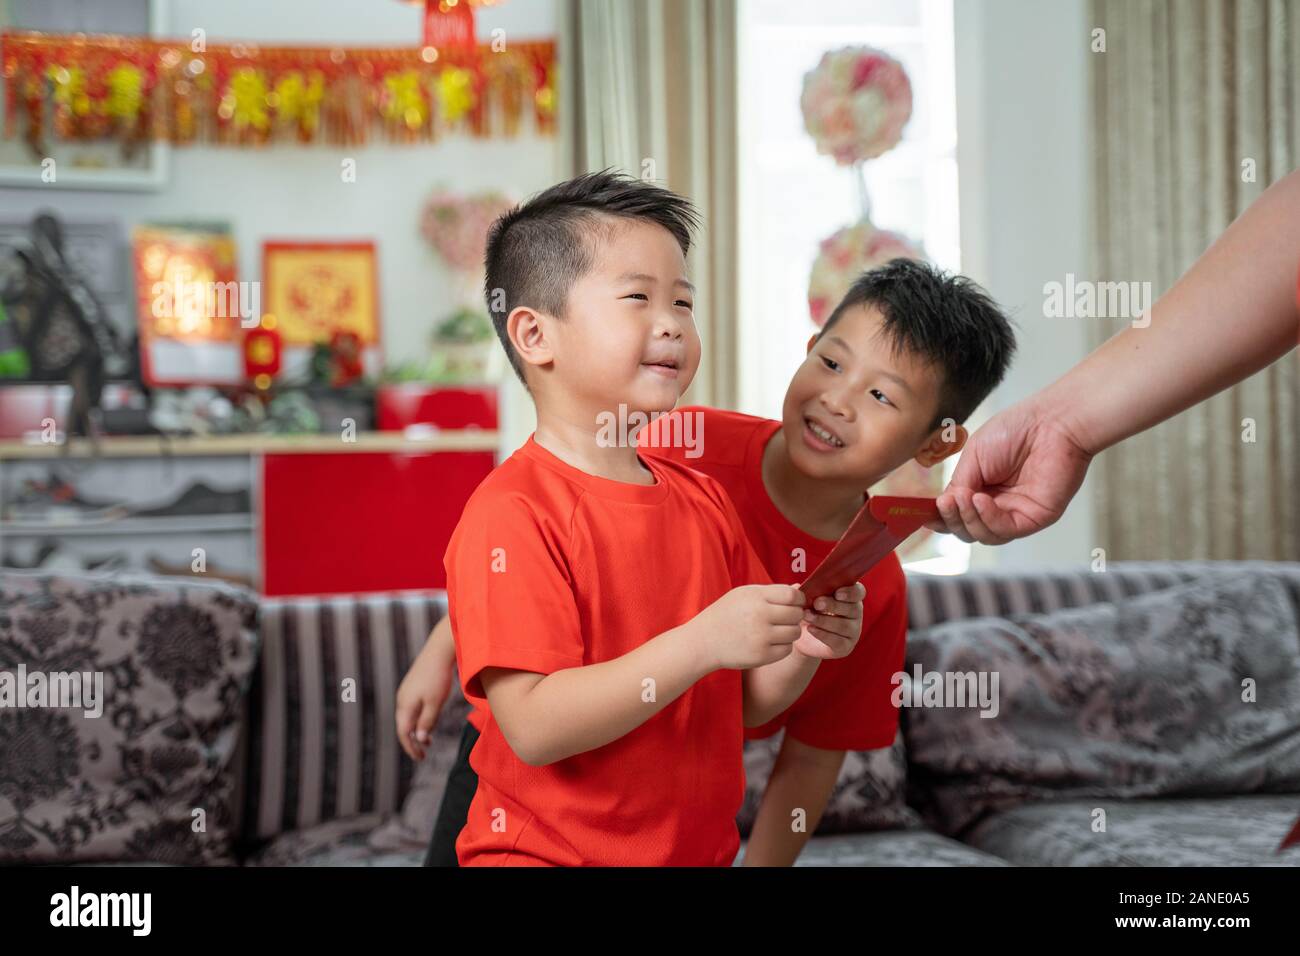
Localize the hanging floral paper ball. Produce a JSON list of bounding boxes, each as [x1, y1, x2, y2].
[[800, 46, 913, 165], [807, 219, 923, 327], [420, 189, 514, 273]]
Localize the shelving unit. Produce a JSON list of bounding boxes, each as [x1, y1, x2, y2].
[[0, 429, 499, 595]]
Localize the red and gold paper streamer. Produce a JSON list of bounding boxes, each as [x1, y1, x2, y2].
[[1, 30, 556, 154]]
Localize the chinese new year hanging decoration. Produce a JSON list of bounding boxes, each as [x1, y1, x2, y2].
[[420, 0, 491, 53], [1, 12, 555, 155]]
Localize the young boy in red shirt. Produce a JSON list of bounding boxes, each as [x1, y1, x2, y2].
[[440, 171, 867, 866], [401, 257, 1017, 865]]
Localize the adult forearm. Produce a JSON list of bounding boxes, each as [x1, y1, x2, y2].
[[1044, 169, 1300, 456]]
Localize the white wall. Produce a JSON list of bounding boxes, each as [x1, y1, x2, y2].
[[0, 0, 562, 441], [954, 0, 1095, 570]]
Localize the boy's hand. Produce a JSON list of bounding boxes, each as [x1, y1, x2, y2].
[[697, 584, 807, 670], [792, 582, 866, 660], [396, 620, 457, 761]]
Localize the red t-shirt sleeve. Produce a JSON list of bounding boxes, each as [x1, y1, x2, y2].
[[783, 573, 908, 751], [444, 491, 585, 707]]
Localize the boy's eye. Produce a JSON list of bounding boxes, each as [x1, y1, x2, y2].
[[623, 293, 649, 301], [820, 355, 840, 372], [675, 299, 693, 309], [870, 389, 893, 407]]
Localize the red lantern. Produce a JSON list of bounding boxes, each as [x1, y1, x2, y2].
[[244, 319, 283, 390], [424, 0, 474, 52], [409, 0, 500, 54]]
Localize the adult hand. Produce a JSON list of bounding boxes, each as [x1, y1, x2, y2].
[[925, 396, 1095, 544]]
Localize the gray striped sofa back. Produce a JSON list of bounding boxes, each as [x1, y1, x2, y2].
[[233, 590, 446, 850], [904, 561, 1300, 631]]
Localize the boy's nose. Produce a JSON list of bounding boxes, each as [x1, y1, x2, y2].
[[653, 314, 685, 339], [820, 388, 854, 421]]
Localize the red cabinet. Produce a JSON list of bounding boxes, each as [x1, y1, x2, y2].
[[260, 449, 495, 596]]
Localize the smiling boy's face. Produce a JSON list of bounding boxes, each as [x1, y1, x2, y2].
[[780, 301, 962, 485], [520, 217, 701, 419]]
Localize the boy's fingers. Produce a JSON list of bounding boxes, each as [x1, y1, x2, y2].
[[801, 625, 853, 656], [794, 628, 836, 659], [807, 595, 862, 619], [416, 706, 438, 744], [805, 612, 858, 639], [839, 583, 867, 602], [397, 720, 421, 761], [765, 584, 807, 607], [398, 734, 416, 760], [770, 603, 807, 627], [769, 620, 804, 643]]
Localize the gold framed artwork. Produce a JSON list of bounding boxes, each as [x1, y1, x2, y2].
[[261, 241, 380, 348]]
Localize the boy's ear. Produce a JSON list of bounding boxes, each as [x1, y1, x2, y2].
[[914, 421, 967, 467], [507, 306, 555, 373]]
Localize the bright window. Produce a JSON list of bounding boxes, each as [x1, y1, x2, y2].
[[736, 0, 966, 573]]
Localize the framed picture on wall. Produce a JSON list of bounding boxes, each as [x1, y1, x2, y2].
[[132, 224, 245, 387], [262, 241, 381, 347], [263, 240, 382, 381], [0, 0, 169, 191]]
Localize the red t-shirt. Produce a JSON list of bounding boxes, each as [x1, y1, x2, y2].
[[445, 434, 771, 866], [640, 406, 907, 751], [464, 409, 910, 750]]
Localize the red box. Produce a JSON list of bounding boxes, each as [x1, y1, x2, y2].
[[260, 449, 496, 596], [375, 384, 498, 432]]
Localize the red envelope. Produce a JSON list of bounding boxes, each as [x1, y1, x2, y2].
[[798, 495, 940, 603]]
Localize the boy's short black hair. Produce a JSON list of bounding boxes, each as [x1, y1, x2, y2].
[[483, 169, 701, 387], [818, 258, 1017, 433]]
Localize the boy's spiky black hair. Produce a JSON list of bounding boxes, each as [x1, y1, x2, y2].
[[819, 258, 1018, 433], [483, 169, 701, 387]]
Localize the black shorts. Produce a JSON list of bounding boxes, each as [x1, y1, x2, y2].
[[422, 719, 481, 867]]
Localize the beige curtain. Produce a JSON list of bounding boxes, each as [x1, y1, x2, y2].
[[566, 0, 739, 409], [1089, 0, 1300, 560]]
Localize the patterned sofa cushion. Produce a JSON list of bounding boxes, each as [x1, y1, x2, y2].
[[0, 571, 258, 864], [903, 569, 1300, 838], [236, 591, 443, 853], [243, 812, 427, 867], [737, 730, 921, 837], [963, 794, 1300, 867], [728, 564, 1246, 841]]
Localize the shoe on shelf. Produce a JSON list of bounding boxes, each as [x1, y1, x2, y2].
[[1, 541, 133, 574], [3, 475, 130, 524], [131, 481, 251, 519], [1, 539, 59, 569]]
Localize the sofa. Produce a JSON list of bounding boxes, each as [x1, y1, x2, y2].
[[2, 560, 1299, 866]]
